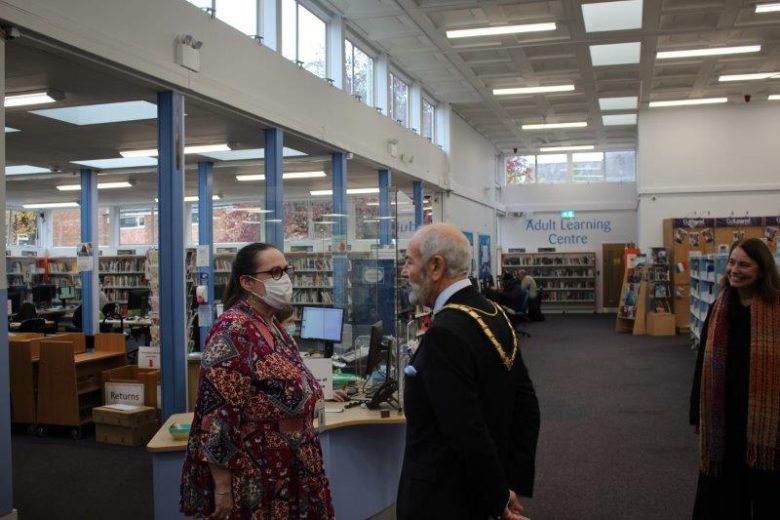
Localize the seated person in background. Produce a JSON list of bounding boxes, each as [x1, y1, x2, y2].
[[518, 270, 544, 322], [517, 270, 537, 300], [274, 305, 349, 403], [486, 272, 530, 316]]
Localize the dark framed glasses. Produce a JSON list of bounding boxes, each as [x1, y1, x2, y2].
[[248, 265, 294, 280]]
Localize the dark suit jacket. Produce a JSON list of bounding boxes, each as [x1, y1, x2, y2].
[[397, 284, 540, 519]]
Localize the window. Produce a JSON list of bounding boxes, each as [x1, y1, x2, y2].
[[51, 209, 81, 247], [389, 72, 409, 128], [213, 203, 264, 243], [422, 98, 435, 142], [215, 0, 257, 35], [311, 200, 334, 239], [345, 39, 374, 105], [282, 0, 327, 78], [536, 154, 568, 183], [120, 208, 156, 245], [506, 155, 536, 185], [572, 152, 605, 183], [8, 210, 38, 246], [284, 200, 310, 240], [354, 197, 380, 240], [605, 151, 636, 181], [98, 207, 112, 246]]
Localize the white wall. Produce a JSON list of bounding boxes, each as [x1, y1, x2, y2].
[[499, 210, 637, 311], [637, 103, 780, 249], [503, 182, 637, 213], [1, 0, 448, 187]]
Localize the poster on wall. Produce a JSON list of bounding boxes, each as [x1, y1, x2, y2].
[[462, 230, 475, 276], [478, 234, 491, 280]]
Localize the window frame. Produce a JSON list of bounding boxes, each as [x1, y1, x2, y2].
[[389, 67, 411, 128], [422, 93, 437, 143], [344, 35, 376, 106], [282, 0, 329, 78]]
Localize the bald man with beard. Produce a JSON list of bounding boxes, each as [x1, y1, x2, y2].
[[397, 223, 540, 520]]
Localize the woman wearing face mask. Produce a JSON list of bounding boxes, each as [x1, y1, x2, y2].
[[689, 238, 780, 519], [180, 243, 335, 520]]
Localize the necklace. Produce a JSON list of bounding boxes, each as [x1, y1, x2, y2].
[[440, 301, 518, 370]]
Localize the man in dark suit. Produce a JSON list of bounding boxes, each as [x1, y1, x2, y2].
[[397, 223, 540, 520]]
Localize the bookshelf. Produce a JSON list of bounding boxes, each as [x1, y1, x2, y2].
[[289, 253, 334, 307], [688, 253, 727, 344], [648, 248, 671, 314], [98, 255, 149, 310], [6, 256, 42, 290], [501, 252, 597, 312], [615, 253, 649, 334]]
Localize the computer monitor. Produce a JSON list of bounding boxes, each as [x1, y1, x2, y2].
[[127, 288, 150, 316], [58, 285, 76, 301], [32, 284, 56, 308], [300, 306, 344, 343], [7, 287, 23, 314], [364, 320, 386, 376], [363, 320, 399, 410]]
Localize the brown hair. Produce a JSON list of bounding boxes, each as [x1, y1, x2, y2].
[[223, 242, 274, 310], [720, 238, 780, 303]]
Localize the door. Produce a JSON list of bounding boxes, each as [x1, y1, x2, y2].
[[603, 243, 627, 309]]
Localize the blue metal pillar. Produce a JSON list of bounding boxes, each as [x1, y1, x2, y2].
[[264, 128, 284, 249], [413, 181, 424, 229], [80, 168, 99, 336], [0, 36, 12, 518], [197, 161, 214, 351], [378, 169, 392, 246], [331, 152, 348, 311], [158, 91, 187, 419]]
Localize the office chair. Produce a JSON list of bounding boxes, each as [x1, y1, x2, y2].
[[17, 318, 46, 333], [529, 287, 545, 322], [16, 302, 38, 322]]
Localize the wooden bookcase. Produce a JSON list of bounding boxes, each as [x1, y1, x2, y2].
[[615, 254, 648, 334], [98, 255, 149, 314], [501, 252, 597, 312]]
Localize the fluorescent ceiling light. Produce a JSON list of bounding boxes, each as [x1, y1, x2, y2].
[[22, 202, 79, 209], [649, 97, 728, 108], [57, 181, 135, 191], [197, 147, 307, 161], [521, 121, 588, 130], [446, 22, 556, 39], [756, 3, 780, 13], [322, 213, 348, 218], [493, 84, 575, 96], [589, 42, 641, 66], [30, 100, 157, 125], [539, 145, 594, 152], [5, 127, 19, 133], [184, 195, 222, 202], [582, 0, 643, 33], [602, 114, 637, 125], [6, 165, 51, 176], [768, 94, 780, 100], [657, 45, 761, 60], [718, 72, 780, 82], [71, 157, 158, 169], [236, 171, 327, 182], [120, 143, 231, 158], [365, 201, 411, 206], [266, 219, 282, 223], [310, 188, 381, 196], [316, 221, 336, 225], [598, 96, 638, 110], [5, 90, 61, 108]]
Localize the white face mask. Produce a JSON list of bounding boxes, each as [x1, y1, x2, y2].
[[246, 273, 293, 310]]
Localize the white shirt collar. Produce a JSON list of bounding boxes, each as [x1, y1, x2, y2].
[[433, 278, 473, 314]]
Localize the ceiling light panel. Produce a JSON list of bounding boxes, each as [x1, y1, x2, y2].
[[718, 72, 780, 82], [6, 165, 51, 176], [598, 96, 638, 111], [57, 181, 135, 191], [589, 42, 641, 66], [120, 143, 230, 158], [582, 0, 643, 33], [310, 188, 381, 196], [602, 114, 637, 125], [493, 85, 575, 96], [446, 22, 556, 39], [23, 202, 79, 209], [657, 45, 760, 60], [236, 171, 327, 182], [5, 127, 19, 133], [756, 3, 780, 13], [5, 91, 59, 108], [539, 145, 595, 152], [30, 100, 157, 125], [768, 94, 780, 100], [71, 157, 158, 169], [521, 122, 588, 130], [648, 97, 728, 108], [197, 147, 307, 161]]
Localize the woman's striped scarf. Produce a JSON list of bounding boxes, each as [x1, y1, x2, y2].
[[699, 287, 780, 476]]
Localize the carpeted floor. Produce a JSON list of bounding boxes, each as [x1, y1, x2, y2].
[[11, 314, 700, 519]]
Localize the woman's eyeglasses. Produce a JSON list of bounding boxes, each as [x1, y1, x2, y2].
[[248, 265, 294, 280]]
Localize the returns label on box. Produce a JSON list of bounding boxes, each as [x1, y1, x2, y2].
[[105, 382, 145, 406]]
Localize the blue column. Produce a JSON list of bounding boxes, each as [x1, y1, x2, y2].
[[264, 128, 284, 249], [158, 91, 187, 419], [197, 161, 214, 351], [80, 168, 99, 336], [378, 169, 391, 246], [0, 38, 12, 517], [331, 152, 348, 310], [413, 181, 424, 229]]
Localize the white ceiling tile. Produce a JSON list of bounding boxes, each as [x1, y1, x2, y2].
[[602, 114, 637, 125], [582, 0, 643, 33], [598, 96, 639, 110], [589, 42, 641, 66]]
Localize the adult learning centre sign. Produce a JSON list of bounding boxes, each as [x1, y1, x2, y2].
[[524, 216, 615, 245]]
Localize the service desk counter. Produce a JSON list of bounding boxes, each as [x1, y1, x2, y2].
[[147, 403, 406, 520]]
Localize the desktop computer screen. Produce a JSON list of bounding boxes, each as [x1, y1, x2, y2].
[[300, 306, 344, 343], [7, 287, 23, 314], [32, 284, 56, 307], [58, 285, 76, 300], [364, 320, 386, 376], [127, 288, 150, 316]]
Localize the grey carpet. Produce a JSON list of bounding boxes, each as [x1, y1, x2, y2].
[[519, 314, 699, 520]]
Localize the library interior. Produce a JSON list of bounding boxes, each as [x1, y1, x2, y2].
[[2, 1, 780, 519]]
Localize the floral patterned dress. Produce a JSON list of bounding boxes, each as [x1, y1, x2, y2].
[[180, 300, 334, 519]]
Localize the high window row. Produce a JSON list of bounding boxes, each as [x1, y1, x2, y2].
[[505, 151, 636, 185]]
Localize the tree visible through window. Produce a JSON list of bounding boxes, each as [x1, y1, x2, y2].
[[345, 39, 373, 105], [422, 98, 435, 142], [506, 155, 535, 185], [389, 72, 409, 127], [282, 0, 327, 78]]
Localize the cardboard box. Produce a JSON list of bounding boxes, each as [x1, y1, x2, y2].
[[647, 312, 676, 336], [101, 366, 160, 408], [93, 405, 159, 446]]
